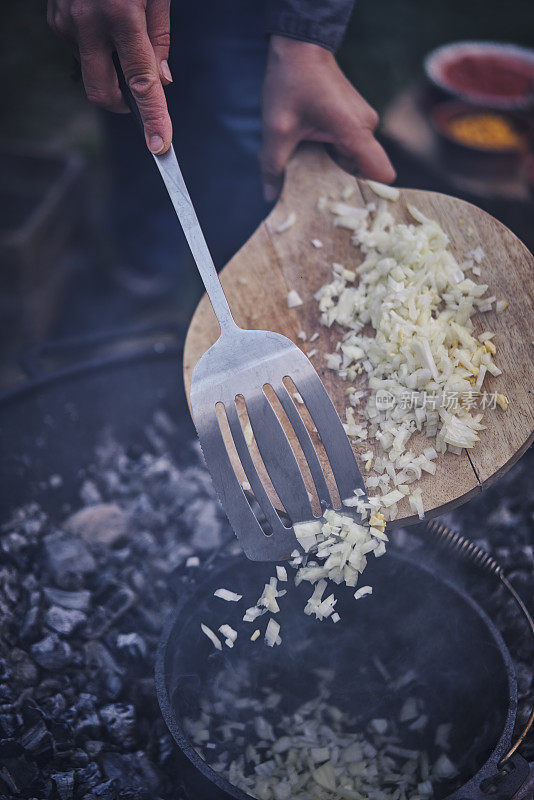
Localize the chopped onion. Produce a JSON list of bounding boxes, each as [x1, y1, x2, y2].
[[200, 623, 222, 650], [265, 618, 281, 647], [367, 180, 400, 201], [276, 212, 296, 233], [287, 289, 303, 308], [214, 588, 242, 602]]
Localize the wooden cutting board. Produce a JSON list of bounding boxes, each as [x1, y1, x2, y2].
[[184, 145, 534, 527]]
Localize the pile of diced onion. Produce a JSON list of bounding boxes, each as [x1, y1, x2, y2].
[[315, 182, 508, 523], [185, 663, 458, 800]]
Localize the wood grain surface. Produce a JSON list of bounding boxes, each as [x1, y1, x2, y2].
[[184, 145, 534, 527]]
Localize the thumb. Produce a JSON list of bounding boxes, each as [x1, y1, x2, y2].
[[260, 117, 299, 203], [146, 0, 172, 85]]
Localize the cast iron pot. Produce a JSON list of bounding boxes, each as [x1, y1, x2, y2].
[[156, 550, 531, 800]]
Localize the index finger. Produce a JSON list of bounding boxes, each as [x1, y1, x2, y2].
[[113, 11, 172, 153], [335, 131, 396, 184]]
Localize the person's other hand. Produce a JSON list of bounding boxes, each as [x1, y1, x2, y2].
[[261, 35, 395, 202], [47, 0, 173, 153]]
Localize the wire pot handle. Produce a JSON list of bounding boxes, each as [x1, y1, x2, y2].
[[424, 519, 534, 765]]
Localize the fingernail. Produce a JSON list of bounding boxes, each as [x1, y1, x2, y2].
[[263, 183, 278, 203], [160, 59, 173, 83], [148, 134, 165, 154]]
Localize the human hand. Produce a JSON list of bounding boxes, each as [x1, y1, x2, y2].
[[261, 35, 395, 201], [48, 0, 173, 153]]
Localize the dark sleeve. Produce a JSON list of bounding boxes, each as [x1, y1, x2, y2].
[[265, 0, 355, 53]]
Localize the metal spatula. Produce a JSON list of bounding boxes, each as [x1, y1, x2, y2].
[[115, 63, 366, 560], [157, 149, 366, 560]]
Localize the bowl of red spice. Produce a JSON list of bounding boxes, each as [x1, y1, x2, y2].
[[425, 41, 534, 110], [431, 101, 528, 175]]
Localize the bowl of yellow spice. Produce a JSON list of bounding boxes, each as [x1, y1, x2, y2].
[[431, 101, 529, 175]]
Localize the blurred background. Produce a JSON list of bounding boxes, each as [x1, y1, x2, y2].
[[1, 0, 533, 388]]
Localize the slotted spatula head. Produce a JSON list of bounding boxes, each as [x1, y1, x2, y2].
[[190, 324, 366, 560]]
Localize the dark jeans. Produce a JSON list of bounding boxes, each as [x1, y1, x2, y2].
[[102, 0, 270, 290]]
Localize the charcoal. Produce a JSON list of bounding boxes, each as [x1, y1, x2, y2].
[[31, 633, 72, 670], [75, 712, 101, 740], [0, 765, 19, 795], [43, 692, 67, 719], [43, 587, 91, 611], [131, 530, 158, 556], [75, 762, 102, 794], [91, 779, 119, 800], [103, 673, 123, 700], [116, 633, 146, 660], [99, 704, 136, 748], [20, 699, 46, 726], [54, 747, 90, 769], [50, 720, 74, 751], [130, 752, 161, 794], [34, 677, 65, 701], [84, 640, 121, 672], [110, 547, 132, 564], [0, 685, 12, 703], [84, 740, 104, 758], [182, 498, 222, 551], [0, 755, 39, 792], [115, 790, 151, 800], [0, 709, 20, 737], [101, 753, 141, 786], [21, 718, 54, 760], [9, 647, 38, 686], [85, 585, 136, 638], [44, 532, 96, 588], [51, 770, 75, 800], [21, 603, 42, 642], [45, 605, 87, 635], [76, 692, 98, 714], [64, 504, 128, 547], [0, 738, 23, 757], [80, 480, 103, 505]]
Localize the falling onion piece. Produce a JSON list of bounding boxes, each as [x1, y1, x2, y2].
[[200, 623, 222, 650], [213, 588, 243, 602], [265, 618, 281, 647]]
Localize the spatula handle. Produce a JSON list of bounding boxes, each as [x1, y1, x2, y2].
[[112, 53, 237, 334]]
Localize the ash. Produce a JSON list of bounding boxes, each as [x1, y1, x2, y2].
[[0, 405, 532, 799], [0, 412, 234, 800]]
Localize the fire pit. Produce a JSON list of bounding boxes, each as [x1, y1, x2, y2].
[[0, 329, 532, 799]]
